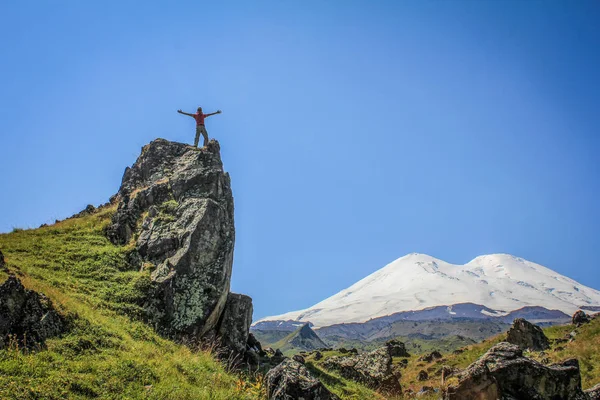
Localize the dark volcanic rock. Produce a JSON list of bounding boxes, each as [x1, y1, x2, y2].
[[266, 359, 339, 400], [216, 293, 252, 357], [446, 342, 587, 400], [323, 346, 401, 394], [417, 370, 428, 381], [572, 310, 591, 326], [506, 318, 550, 351], [0, 250, 5, 271], [106, 139, 247, 353], [386, 339, 410, 357], [0, 276, 66, 349]]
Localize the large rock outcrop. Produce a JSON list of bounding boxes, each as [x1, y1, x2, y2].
[[506, 318, 550, 351], [322, 345, 402, 395], [0, 276, 66, 349], [446, 342, 587, 400], [266, 359, 339, 400], [106, 139, 250, 354]]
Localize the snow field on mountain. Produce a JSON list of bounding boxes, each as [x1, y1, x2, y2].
[[257, 253, 600, 328]]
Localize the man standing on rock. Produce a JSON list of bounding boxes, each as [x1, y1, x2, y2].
[[177, 107, 222, 147]]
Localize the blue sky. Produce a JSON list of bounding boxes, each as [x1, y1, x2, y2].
[[1, 1, 599, 320]]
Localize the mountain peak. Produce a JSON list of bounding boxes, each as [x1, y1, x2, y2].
[[257, 253, 600, 328]]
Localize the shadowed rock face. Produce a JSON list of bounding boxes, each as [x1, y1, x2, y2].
[[322, 345, 402, 395], [0, 276, 65, 349], [106, 139, 249, 353], [446, 342, 587, 400], [216, 293, 253, 357], [266, 359, 340, 400], [506, 318, 550, 351]]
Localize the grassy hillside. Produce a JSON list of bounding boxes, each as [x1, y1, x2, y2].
[[0, 207, 380, 400], [0, 207, 264, 400], [306, 316, 600, 397]]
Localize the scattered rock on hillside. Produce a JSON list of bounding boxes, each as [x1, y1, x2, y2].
[[314, 351, 323, 361], [417, 370, 428, 381], [266, 358, 339, 400], [418, 350, 443, 363], [506, 318, 549, 351], [106, 139, 250, 357], [386, 339, 410, 357], [416, 386, 435, 397], [70, 204, 96, 219], [323, 345, 401, 395], [572, 310, 591, 326], [0, 276, 66, 349], [292, 354, 305, 364], [0, 251, 5, 271], [586, 383, 600, 400], [446, 342, 587, 400]]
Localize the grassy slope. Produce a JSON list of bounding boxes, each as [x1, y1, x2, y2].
[[0, 207, 263, 400], [310, 318, 600, 397]]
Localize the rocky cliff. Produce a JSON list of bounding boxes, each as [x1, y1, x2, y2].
[[107, 138, 251, 356]]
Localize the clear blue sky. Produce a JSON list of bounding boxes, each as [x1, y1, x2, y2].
[[1, 1, 599, 320]]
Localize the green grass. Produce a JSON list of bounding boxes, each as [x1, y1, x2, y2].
[[0, 207, 263, 400]]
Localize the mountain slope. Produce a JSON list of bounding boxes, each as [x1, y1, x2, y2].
[[257, 253, 600, 328]]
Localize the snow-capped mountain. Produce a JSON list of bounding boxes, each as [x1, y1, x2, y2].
[[256, 253, 600, 328]]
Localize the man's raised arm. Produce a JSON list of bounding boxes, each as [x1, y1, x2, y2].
[[205, 110, 223, 117], [177, 109, 195, 117]]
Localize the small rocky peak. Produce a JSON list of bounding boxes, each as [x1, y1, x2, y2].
[[506, 318, 550, 351], [298, 323, 318, 338]]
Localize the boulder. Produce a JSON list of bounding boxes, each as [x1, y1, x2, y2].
[[216, 293, 253, 357], [506, 318, 550, 351], [446, 342, 587, 400], [314, 351, 323, 361], [586, 383, 600, 400], [572, 310, 591, 326], [292, 354, 305, 364], [106, 139, 240, 343], [322, 346, 401, 395], [417, 370, 429, 381], [418, 350, 443, 363], [0, 250, 5, 270], [266, 359, 339, 400], [0, 276, 66, 349], [386, 339, 410, 357]]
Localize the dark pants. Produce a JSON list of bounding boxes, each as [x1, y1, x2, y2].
[[195, 125, 209, 147]]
